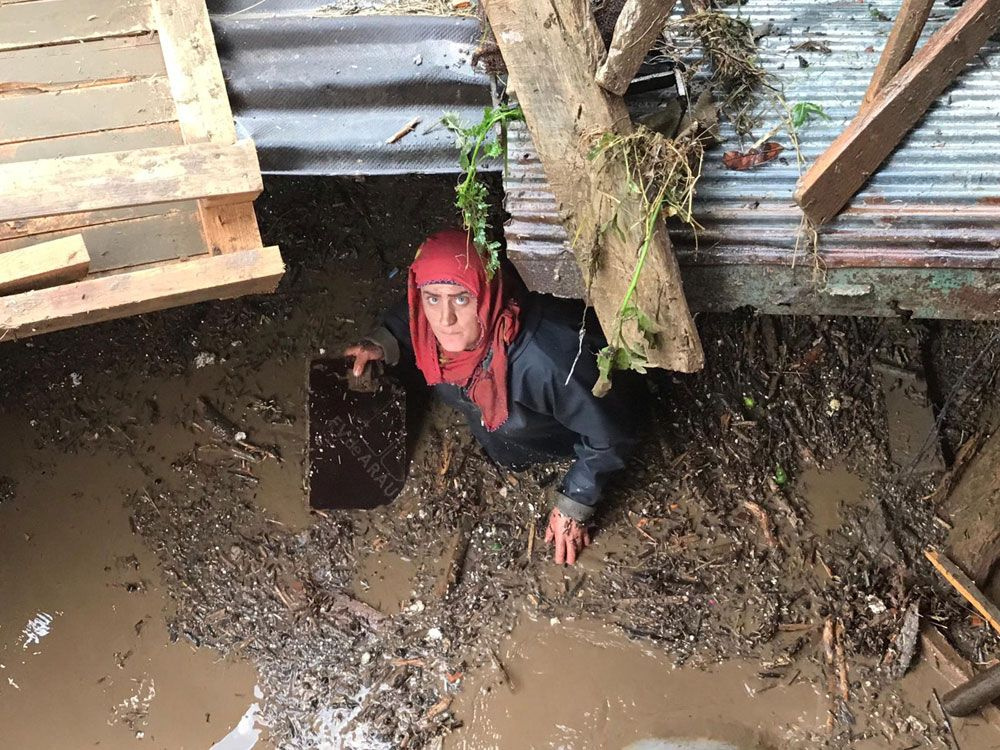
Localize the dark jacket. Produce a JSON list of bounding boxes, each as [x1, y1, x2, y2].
[[366, 293, 641, 522]]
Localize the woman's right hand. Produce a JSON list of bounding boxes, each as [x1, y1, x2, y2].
[[344, 341, 385, 377]]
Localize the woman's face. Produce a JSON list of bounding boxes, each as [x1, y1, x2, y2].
[[420, 283, 481, 353]]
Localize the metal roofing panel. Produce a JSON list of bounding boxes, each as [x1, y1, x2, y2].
[[208, 6, 490, 175], [504, 0, 1000, 314]]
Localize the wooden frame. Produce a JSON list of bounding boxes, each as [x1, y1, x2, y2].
[[0, 0, 282, 340]]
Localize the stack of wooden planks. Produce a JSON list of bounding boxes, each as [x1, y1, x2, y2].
[[0, 0, 283, 340]]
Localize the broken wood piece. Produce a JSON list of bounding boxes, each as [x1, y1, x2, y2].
[[0, 141, 263, 223], [794, 0, 1000, 225], [596, 0, 679, 95], [925, 548, 1000, 636], [0, 246, 283, 341], [943, 662, 1000, 717], [483, 0, 703, 374], [743, 501, 777, 547], [434, 515, 476, 600], [386, 117, 422, 145], [0, 235, 90, 295], [862, 0, 935, 107], [942, 429, 1000, 586]]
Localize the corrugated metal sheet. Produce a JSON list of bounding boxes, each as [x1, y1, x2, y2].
[[505, 0, 1000, 317], [208, 3, 490, 175]]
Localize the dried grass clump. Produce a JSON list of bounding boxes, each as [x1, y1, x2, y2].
[[318, 0, 475, 17], [659, 10, 771, 136]]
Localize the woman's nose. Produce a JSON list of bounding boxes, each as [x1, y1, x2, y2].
[[441, 302, 458, 326]]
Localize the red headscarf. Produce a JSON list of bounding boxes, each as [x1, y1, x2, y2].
[[408, 230, 521, 431]]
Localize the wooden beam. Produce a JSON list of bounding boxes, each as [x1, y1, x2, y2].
[[483, 0, 703, 373], [0, 247, 284, 340], [794, 0, 1000, 226], [0, 0, 154, 53], [0, 140, 263, 222], [0, 235, 89, 295], [943, 429, 1000, 586], [152, 0, 263, 253], [596, 0, 677, 95], [925, 548, 1000, 636], [861, 0, 935, 107], [0, 122, 182, 167]]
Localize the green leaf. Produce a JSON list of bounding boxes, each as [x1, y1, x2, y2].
[[773, 465, 788, 486], [743, 395, 756, 409], [791, 101, 831, 129]]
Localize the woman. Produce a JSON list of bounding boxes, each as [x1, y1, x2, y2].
[[346, 230, 640, 565]]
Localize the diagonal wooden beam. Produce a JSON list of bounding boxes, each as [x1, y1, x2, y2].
[[795, 0, 1000, 226], [596, 0, 679, 95], [862, 0, 935, 107], [484, 0, 703, 374], [0, 141, 263, 223]]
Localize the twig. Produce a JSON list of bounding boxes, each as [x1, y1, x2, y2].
[[386, 117, 421, 144], [743, 501, 777, 547], [933, 688, 961, 750], [526, 517, 536, 559]]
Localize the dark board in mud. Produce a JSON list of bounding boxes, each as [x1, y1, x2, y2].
[[307, 358, 407, 510]]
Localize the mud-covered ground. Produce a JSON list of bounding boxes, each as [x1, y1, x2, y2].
[[2, 175, 1000, 749]]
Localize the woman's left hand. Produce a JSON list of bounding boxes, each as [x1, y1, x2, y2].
[[544, 507, 591, 565]]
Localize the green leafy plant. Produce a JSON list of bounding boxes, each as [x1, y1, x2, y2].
[[442, 104, 524, 277], [588, 126, 705, 396], [790, 101, 831, 129]]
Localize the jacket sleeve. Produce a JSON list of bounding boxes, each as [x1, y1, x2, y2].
[[362, 299, 413, 369], [524, 355, 640, 523]]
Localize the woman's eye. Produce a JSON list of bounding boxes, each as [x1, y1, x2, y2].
[[455, 296, 470, 306], [426, 296, 439, 305]]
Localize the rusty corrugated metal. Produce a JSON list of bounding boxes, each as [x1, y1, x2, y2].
[[504, 0, 1000, 317]]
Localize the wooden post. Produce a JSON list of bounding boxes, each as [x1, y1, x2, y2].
[[862, 0, 935, 107], [483, 0, 703, 373], [794, 0, 1000, 226], [596, 0, 678, 96]]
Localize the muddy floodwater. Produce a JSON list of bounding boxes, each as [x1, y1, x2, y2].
[[445, 617, 826, 750]]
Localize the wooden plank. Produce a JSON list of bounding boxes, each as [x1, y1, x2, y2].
[[0, 208, 208, 272], [0, 78, 176, 146], [0, 0, 154, 53], [0, 122, 182, 166], [0, 247, 284, 341], [794, 0, 1000, 225], [0, 34, 165, 95], [861, 0, 935, 108], [596, 0, 678, 95], [0, 140, 263, 222], [483, 0, 703, 373], [151, 0, 236, 144], [0, 235, 89, 295], [0, 202, 185, 242], [943, 429, 1000, 586], [925, 548, 1000, 636], [151, 0, 263, 254]]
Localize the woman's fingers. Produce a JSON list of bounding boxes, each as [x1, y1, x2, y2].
[[564, 535, 578, 565], [582, 527, 592, 547], [553, 535, 566, 565], [544, 522, 555, 545]]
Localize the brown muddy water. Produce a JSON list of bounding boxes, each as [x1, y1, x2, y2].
[[0, 443, 259, 749], [444, 617, 826, 750], [798, 463, 870, 536]]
